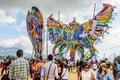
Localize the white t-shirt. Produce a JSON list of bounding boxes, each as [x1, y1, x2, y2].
[[61, 68, 68, 79], [41, 61, 59, 80], [82, 70, 91, 80], [90, 68, 98, 80]]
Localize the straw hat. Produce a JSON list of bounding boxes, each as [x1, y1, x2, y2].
[[100, 63, 107, 67]]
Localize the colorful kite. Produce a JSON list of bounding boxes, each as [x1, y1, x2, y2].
[[26, 7, 43, 59], [47, 4, 116, 61]]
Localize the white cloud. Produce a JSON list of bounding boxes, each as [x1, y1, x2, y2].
[[0, 0, 118, 23], [0, 9, 16, 26], [94, 27, 120, 61], [0, 35, 32, 54], [13, 20, 26, 31]]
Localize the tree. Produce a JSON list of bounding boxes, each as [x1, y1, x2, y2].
[[114, 55, 120, 64]]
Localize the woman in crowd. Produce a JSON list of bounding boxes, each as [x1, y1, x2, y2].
[[80, 63, 95, 80], [29, 59, 35, 78], [55, 59, 62, 80], [107, 64, 115, 80], [97, 63, 112, 80], [61, 60, 68, 80], [1, 58, 11, 75], [30, 59, 36, 78], [33, 59, 41, 80]]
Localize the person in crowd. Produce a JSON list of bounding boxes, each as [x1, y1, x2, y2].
[[76, 58, 83, 80], [6, 58, 12, 74], [70, 61, 73, 72], [61, 61, 68, 80], [31, 59, 36, 78], [115, 61, 120, 80], [80, 63, 95, 80], [68, 60, 71, 72], [97, 63, 112, 80], [76, 59, 80, 79], [0, 57, 3, 69], [1, 58, 11, 75], [105, 58, 110, 68], [9, 49, 30, 80], [107, 64, 115, 80], [68, 60, 73, 72], [90, 64, 98, 80], [65, 58, 68, 65], [41, 54, 59, 80], [56, 59, 62, 80], [39, 60, 44, 77], [33, 59, 41, 79], [29, 59, 34, 78], [0, 57, 2, 64], [79, 59, 83, 71]]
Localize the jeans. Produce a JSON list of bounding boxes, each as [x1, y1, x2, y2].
[[116, 72, 120, 80]]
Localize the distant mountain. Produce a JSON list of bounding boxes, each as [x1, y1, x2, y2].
[[0, 47, 32, 57]]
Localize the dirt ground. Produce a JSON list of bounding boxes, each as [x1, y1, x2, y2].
[[0, 68, 78, 80]]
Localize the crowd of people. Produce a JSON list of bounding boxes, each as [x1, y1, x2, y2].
[[0, 49, 120, 80]]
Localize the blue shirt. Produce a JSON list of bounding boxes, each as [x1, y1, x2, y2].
[[0, 59, 2, 64], [97, 72, 112, 80]]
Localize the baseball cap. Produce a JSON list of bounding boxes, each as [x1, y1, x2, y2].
[[93, 64, 97, 69]]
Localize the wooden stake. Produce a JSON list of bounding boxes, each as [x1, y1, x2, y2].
[[93, 3, 96, 18], [58, 11, 60, 22]]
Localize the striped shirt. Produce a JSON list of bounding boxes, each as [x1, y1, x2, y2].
[[9, 57, 30, 80]]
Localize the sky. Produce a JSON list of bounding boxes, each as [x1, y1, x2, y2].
[[0, 0, 120, 61]]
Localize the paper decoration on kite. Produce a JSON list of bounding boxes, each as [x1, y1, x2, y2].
[[26, 7, 43, 59], [47, 4, 115, 61]]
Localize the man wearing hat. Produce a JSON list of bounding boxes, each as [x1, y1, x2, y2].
[[90, 64, 98, 80]]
